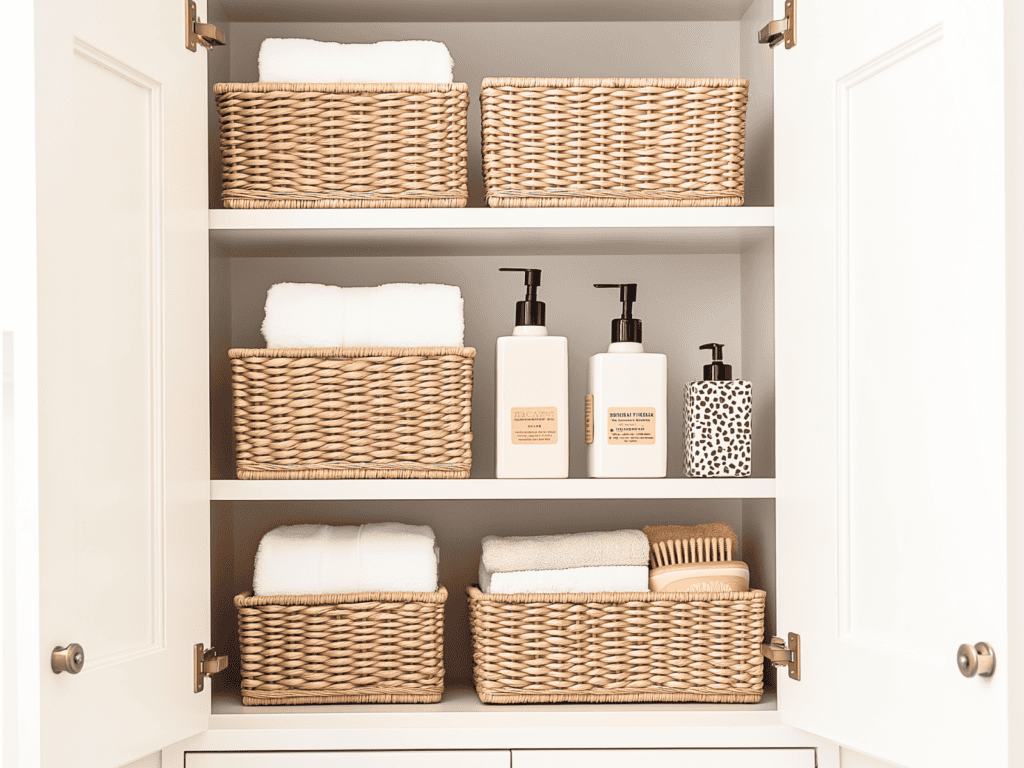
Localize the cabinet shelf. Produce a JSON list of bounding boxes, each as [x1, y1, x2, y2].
[[209, 207, 774, 256], [209, 687, 780, 732], [210, 478, 776, 501]]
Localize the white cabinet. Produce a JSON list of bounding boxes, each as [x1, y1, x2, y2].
[[512, 751, 815, 768], [7, 0, 1021, 767], [187, 752, 511, 768]]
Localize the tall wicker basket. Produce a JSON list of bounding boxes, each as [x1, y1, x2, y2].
[[215, 82, 469, 208], [467, 586, 765, 703], [480, 77, 748, 208], [235, 588, 448, 705], [230, 347, 475, 479]]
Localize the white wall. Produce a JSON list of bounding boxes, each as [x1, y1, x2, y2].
[[841, 748, 902, 768], [121, 751, 161, 768]]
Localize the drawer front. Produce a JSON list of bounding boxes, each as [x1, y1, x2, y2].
[[513, 750, 816, 768], [187, 751, 511, 768]]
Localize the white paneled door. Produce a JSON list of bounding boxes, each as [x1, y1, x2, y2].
[[774, 0, 1008, 766], [33, 0, 211, 765]]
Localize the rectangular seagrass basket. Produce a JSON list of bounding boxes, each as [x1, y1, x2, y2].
[[467, 586, 765, 703], [215, 82, 469, 208], [480, 77, 748, 208], [229, 347, 475, 479], [235, 588, 448, 705]]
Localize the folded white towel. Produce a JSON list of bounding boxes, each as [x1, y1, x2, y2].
[[253, 523, 439, 596], [259, 38, 455, 84], [480, 530, 650, 573], [478, 563, 650, 594], [261, 282, 465, 349]]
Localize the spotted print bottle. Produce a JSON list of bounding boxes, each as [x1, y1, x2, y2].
[[683, 343, 752, 477]]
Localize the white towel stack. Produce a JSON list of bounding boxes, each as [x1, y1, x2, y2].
[[253, 523, 439, 596], [478, 530, 651, 594], [258, 38, 455, 84], [261, 282, 465, 349]]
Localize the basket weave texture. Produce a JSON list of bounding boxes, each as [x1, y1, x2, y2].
[[480, 77, 748, 208], [467, 586, 765, 703], [235, 588, 447, 705], [215, 82, 469, 208], [230, 347, 475, 479]]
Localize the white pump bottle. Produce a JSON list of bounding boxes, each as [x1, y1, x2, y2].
[[495, 268, 569, 478], [586, 283, 667, 478]]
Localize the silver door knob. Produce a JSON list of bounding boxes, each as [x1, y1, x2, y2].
[[957, 642, 995, 678], [51, 644, 85, 675]]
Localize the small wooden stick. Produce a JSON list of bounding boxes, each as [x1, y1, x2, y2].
[[726, 538, 732, 561]]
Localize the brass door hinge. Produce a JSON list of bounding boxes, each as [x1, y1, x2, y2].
[[761, 632, 801, 681], [186, 0, 225, 51], [758, 0, 796, 49], [194, 643, 229, 693]]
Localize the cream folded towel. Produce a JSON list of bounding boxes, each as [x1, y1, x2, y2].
[[479, 562, 650, 594], [253, 523, 439, 595], [261, 282, 465, 349], [480, 530, 649, 573], [259, 38, 455, 83]]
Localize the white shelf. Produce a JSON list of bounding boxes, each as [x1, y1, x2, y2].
[[209, 207, 774, 256], [218, 0, 759, 25], [209, 687, 779, 731], [210, 478, 776, 501]]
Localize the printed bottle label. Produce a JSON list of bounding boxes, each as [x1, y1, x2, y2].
[[607, 407, 656, 445], [585, 395, 594, 444], [511, 407, 558, 445]]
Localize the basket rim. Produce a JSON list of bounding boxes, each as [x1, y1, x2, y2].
[[236, 586, 448, 606], [466, 584, 765, 604], [229, 347, 477, 359], [215, 81, 469, 94], [481, 77, 749, 89]]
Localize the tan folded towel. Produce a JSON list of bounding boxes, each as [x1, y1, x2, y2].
[[481, 530, 649, 573], [643, 523, 739, 560]]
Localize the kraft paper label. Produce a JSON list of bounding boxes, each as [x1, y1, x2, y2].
[[585, 395, 594, 444], [511, 407, 558, 445], [607, 407, 656, 445]]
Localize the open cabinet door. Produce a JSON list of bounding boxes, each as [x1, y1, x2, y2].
[[28, 0, 213, 764], [774, 0, 1008, 766]]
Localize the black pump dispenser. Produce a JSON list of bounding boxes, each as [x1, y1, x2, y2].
[[500, 268, 546, 326], [700, 343, 732, 381], [595, 283, 642, 343]]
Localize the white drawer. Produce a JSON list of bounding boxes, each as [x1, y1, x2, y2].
[[186, 751, 511, 768], [512, 750, 816, 768]]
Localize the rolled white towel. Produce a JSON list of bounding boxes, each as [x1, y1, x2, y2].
[[261, 282, 465, 349], [259, 38, 455, 84], [253, 523, 439, 596], [260, 282, 348, 348], [480, 530, 650, 573], [478, 562, 650, 594], [376, 283, 465, 349]]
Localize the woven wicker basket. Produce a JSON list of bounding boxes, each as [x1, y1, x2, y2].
[[235, 588, 447, 705], [230, 347, 475, 479], [480, 77, 748, 208], [467, 585, 765, 703], [215, 82, 469, 208]]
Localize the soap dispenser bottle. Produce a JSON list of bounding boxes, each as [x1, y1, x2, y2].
[[495, 268, 569, 479], [586, 283, 667, 478], [683, 343, 752, 477]]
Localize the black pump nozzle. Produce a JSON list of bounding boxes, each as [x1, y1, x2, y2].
[[594, 283, 642, 343], [500, 268, 546, 326], [699, 342, 732, 381]]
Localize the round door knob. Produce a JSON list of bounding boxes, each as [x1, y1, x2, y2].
[[957, 642, 995, 678], [51, 644, 85, 675]]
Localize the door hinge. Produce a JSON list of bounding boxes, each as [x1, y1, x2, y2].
[[194, 643, 229, 693], [186, 0, 226, 51], [758, 0, 796, 49], [761, 632, 801, 681]]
